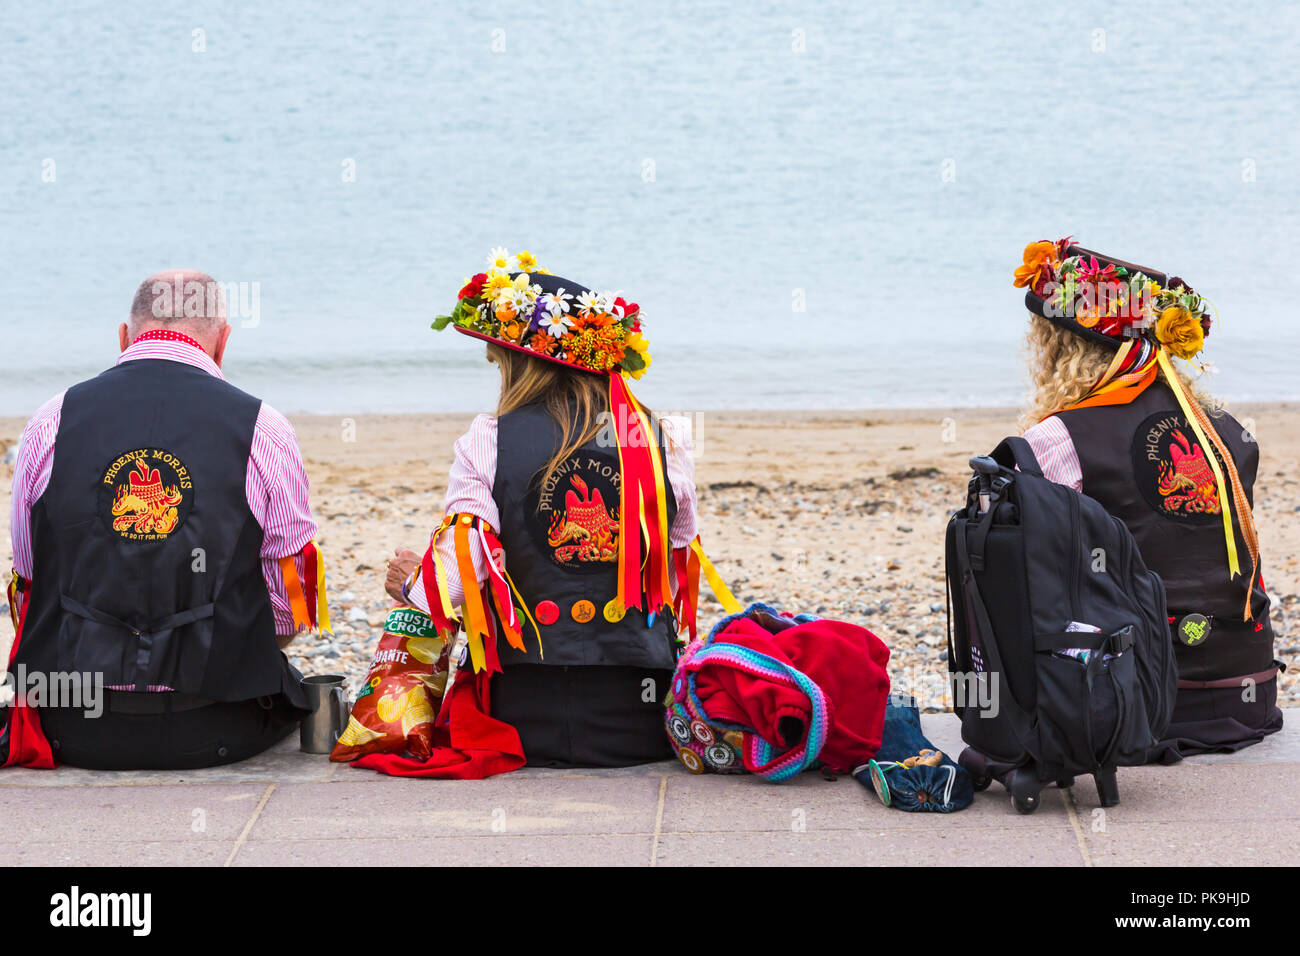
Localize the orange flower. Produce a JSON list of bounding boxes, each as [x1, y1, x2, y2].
[[1013, 241, 1059, 290], [501, 320, 524, 342], [529, 333, 559, 356], [560, 321, 626, 372]]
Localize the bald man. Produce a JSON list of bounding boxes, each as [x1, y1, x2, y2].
[[4, 271, 321, 770]]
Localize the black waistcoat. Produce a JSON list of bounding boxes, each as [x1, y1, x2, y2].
[[1055, 383, 1274, 681], [18, 359, 308, 709], [491, 401, 679, 669]]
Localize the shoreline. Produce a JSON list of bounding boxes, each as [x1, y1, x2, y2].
[[2, 405, 1296, 706]]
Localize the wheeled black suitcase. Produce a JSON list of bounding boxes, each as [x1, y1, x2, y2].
[[945, 438, 1176, 813]]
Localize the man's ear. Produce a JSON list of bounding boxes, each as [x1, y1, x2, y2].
[[212, 323, 233, 368], [119, 322, 130, 353]]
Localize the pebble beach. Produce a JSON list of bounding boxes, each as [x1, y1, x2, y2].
[[3, 405, 1296, 709]]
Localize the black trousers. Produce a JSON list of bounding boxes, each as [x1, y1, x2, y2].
[[39, 693, 301, 770], [491, 664, 674, 768]]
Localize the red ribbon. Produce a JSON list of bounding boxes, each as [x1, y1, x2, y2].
[[2, 579, 56, 769]]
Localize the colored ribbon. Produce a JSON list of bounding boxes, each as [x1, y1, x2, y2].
[[1157, 349, 1259, 619], [454, 517, 490, 674], [277, 541, 333, 633], [689, 537, 742, 615], [278, 553, 311, 632], [1054, 338, 1160, 416], [2, 570, 56, 769], [420, 513, 539, 675], [609, 373, 673, 616]]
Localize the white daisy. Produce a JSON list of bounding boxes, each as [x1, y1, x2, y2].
[[597, 290, 624, 318], [539, 311, 574, 338], [540, 288, 573, 318], [575, 291, 602, 316], [486, 246, 515, 273]]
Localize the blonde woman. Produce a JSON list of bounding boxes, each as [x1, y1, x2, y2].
[[383, 252, 700, 770], [1015, 240, 1280, 763]]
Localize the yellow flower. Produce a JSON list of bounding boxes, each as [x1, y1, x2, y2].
[[516, 250, 538, 272], [1155, 305, 1205, 360], [625, 332, 650, 353], [627, 346, 652, 380], [483, 273, 513, 299]]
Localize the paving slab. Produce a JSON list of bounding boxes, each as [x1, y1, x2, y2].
[[250, 775, 664, 840], [653, 826, 1087, 866], [660, 767, 1073, 831], [231, 834, 655, 867], [1080, 821, 1295, 867], [0, 782, 267, 842], [0, 841, 237, 867]]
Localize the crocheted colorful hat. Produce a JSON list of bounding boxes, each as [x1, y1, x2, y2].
[[434, 247, 651, 379], [1014, 238, 1210, 359], [665, 603, 828, 781], [431, 248, 670, 628]]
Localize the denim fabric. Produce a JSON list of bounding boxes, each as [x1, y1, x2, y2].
[[853, 694, 973, 813]]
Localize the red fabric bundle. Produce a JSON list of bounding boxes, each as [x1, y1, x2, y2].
[[350, 669, 525, 779], [691, 616, 891, 772]]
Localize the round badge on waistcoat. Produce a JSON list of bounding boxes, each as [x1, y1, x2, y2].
[[1177, 613, 1212, 647], [526, 450, 622, 572], [99, 449, 194, 541], [1131, 412, 1227, 524], [534, 600, 559, 626]]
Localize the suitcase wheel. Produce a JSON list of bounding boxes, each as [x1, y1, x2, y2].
[[1009, 768, 1042, 815], [957, 747, 993, 791]]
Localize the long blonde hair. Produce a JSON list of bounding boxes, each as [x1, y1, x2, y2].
[[1021, 313, 1219, 428], [488, 343, 652, 486]]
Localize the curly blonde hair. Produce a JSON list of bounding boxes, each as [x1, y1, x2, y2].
[[1021, 313, 1219, 428]]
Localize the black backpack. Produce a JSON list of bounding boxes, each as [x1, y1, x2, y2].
[[944, 438, 1176, 813]]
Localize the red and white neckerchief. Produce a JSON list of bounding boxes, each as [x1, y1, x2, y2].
[[129, 328, 206, 351]]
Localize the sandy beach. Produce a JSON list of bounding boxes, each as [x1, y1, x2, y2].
[[3, 405, 1297, 708]]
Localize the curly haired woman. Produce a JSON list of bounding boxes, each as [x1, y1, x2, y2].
[[1016, 239, 1281, 763]]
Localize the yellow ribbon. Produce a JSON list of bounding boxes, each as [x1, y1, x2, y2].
[[689, 538, 742, 615], [430, 516, 458, 627], [1156, 348, 1239, 578], [8, 570, 23, 633], [312, 541, 332, 634]]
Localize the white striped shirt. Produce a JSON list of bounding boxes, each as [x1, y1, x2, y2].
[[405, 412, 699, 612], [9, 336, 318, 636]]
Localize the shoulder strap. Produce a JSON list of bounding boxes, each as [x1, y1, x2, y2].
[[991, 436, 1043, 477]]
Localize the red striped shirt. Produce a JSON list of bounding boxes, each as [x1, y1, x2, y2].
[[9, 336, 319, 644]]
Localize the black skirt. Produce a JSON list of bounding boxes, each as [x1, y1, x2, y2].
[[1148, 673, 1284, 764], [490, 664, 674, 768]]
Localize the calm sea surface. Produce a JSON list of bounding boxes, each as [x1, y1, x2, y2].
[[2, 1, 1297, 415]]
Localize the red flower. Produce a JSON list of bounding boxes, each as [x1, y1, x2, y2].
[[459, 273, 487, 300]]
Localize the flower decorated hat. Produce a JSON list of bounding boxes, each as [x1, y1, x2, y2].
[[434, 247, 651, 379], [1015, 237, 1258, 621], [1015, 238, 1211, 359], [431, 248, 673, 629]]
